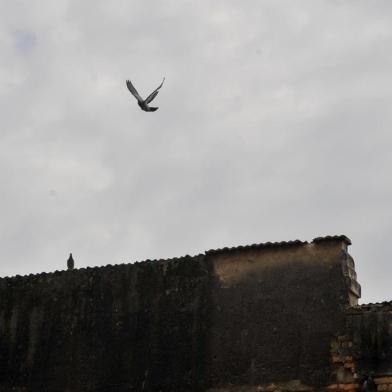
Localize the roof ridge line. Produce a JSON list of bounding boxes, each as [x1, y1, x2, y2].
[[0, 234, 351, 280]]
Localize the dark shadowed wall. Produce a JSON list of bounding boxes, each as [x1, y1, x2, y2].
[[0, 256, 213, 391], [348, 302, 392, 376], [207, 237, 360, 387], [0, 236, 365, 391]]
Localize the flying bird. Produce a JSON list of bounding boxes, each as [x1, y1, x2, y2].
[[126, 78, 165, 112]]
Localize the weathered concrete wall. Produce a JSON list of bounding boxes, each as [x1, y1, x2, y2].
[[0, 235, 369, 392], [349, 302, 392, 376], [0, 257, 213, 391], [330, 301, 392, 392], [207, 237, 359, 388]]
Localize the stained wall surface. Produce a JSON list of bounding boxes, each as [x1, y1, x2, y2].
[[0, 236, 371, 392], [0, 257, 213, 391], [348, 302, 392, 376], [329, 301, 392, 392], [207, 238, 359, 387]]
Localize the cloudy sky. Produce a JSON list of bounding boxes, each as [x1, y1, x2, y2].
[[1, 1, 391, 303]]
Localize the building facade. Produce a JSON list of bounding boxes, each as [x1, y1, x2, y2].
[[0, 235, 390, 391]]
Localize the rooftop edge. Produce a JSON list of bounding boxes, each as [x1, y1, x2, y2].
[[0, 234, 351, 281]]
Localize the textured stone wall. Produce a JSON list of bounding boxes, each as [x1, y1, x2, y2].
[[0, 236, 371, 392], [207, 237, 359, 388], [348, 302, 392, 376], [0, 257, 213, 391], [329, 301, 392, 392]]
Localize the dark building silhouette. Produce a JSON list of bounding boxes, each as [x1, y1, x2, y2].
[[0, 235, 390, 392]]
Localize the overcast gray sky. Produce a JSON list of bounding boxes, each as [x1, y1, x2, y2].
[[1, 1, 391, 303]]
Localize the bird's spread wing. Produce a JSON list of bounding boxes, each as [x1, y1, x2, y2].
[[145, 91, 159, 104], [126, 80, 143, 102], [145, 77, 165, 104]]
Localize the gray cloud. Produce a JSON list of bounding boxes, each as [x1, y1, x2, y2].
[[1, 1, 391, 303]]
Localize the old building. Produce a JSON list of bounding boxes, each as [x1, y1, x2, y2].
[[0, 235, 390, 391]]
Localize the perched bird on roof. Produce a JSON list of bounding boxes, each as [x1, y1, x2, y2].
[[126, 78, 165, 112], [67, 253, 74, 270]]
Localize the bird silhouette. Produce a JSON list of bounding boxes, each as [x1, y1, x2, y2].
[[126, 78, 165, 112], [67, 253, 74, 270]]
